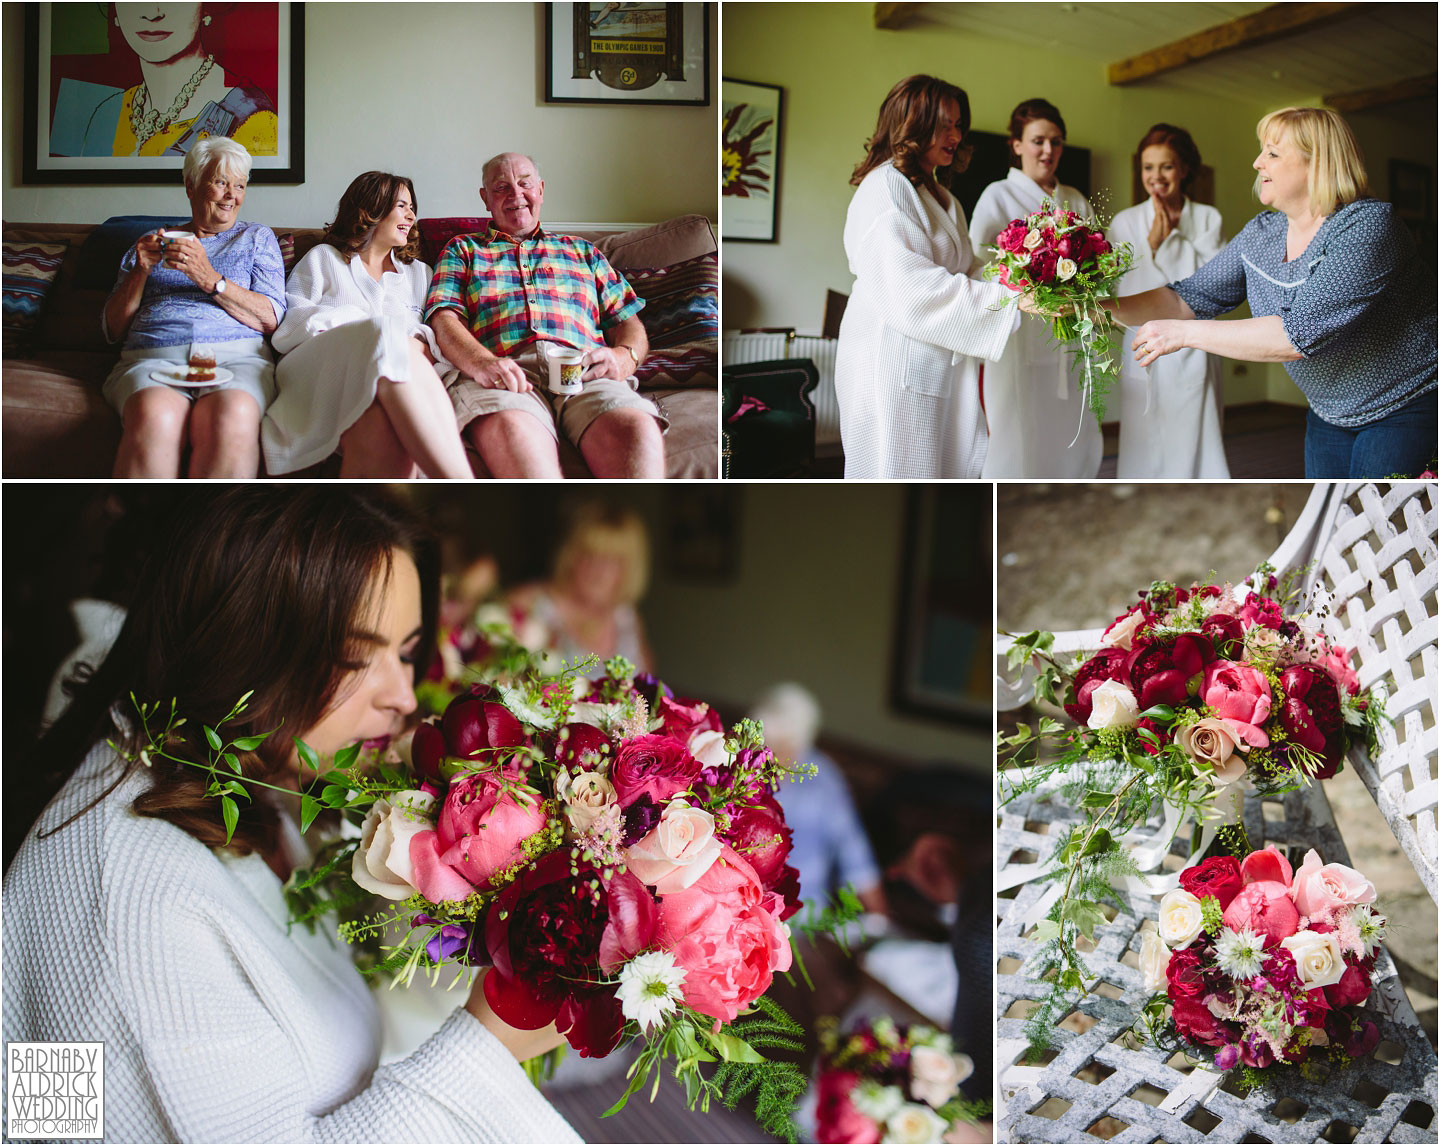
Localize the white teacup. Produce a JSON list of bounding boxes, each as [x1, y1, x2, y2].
[[160, 229, 194, 244], [543, 345, 585, 395]]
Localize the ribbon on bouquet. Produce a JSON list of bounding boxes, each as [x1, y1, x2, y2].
[[1065, 297, 1101, 450], [1005, 781, 1245, 931]]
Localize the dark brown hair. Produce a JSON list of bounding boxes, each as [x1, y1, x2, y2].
[[1007, 98, 1067, 168], [851, 75, 972, 204], [1135, 123, 1203, 192], [322, 171, 421, 264], [25, 487, 438, 860]]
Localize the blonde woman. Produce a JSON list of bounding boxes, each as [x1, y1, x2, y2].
[[1108, 107, 1436, 478]]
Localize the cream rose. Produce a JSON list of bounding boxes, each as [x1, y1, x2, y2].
[[623, 798, 722, 893], [1281, 928, 1347, 989], [1101, 610, 1146, 651], [1140, 928, 1172, 991], [908, 1046, 972, 1108], [883, 1103, 949, 1144], [555, 770, 618, 834], [1087, 679, 1140, 730], [1290, 849, 1377, 917], [1023, 228, 1044, 250], [351, 790, 436, 899], [1056, 257, 1078, 281], [1158, 888, 1205, 949], [1176, 717, 1246, 784], [688, 728, 729, 769]]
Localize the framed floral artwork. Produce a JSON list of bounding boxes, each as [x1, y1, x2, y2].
[[22, 1, 305, 185], [544, 2, 710, 106], [721, 78, 781, 242]]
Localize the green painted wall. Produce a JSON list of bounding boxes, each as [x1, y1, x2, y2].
[[721, 3, 1431, 407]]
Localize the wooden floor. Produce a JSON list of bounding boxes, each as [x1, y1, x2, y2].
[[798, 402, 1308, 480]]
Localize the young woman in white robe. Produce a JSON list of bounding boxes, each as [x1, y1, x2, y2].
[[1109, 125, 1229, 478], [835, 75, 1039, 479], [970, 99, 1101, 479], [262, 173, 470, 477]]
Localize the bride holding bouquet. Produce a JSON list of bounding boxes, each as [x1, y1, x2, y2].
[[834, 75, 1050, 479], [970, 98, 1101, 479]]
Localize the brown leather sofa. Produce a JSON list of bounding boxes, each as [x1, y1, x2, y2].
[[2, 214, 718, 478]]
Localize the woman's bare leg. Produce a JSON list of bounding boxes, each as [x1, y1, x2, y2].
[[339, 402, 421, 478], [113, 387, 191, 478], [373, 341, 472, 478]]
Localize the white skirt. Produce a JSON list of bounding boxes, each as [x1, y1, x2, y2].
[[261, 315, 418, 474]]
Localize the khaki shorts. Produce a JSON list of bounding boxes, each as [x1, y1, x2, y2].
[[445, 347, 666, 447]]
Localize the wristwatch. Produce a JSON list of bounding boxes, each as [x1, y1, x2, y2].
[[619, 344, 640, 369], [211, 276, 228, 296]]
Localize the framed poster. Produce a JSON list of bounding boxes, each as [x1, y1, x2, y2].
[[721, 78, 781, 242], [545, 2, 710, 106], [890, 485, 991, 727], [23, 2, 305, 185]]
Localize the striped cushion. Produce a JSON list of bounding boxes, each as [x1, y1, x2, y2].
[[2, 240, 67, 356], [624, 252, 717, 388], [275, 231, 297, 276]]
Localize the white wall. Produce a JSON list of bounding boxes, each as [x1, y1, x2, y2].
[[3, 2, 718, 228]]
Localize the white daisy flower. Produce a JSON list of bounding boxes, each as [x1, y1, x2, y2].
[[1214, 925, 1266, 980], [615, 951, 686, 1032], [1352, 904, 1387, 959]]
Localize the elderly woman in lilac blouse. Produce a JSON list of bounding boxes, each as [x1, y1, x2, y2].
[[102, 137, 286, 478]]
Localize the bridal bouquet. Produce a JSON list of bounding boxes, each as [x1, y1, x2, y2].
[[998, 564, 1385, 1055], [983, 200, 1133, 427], [814, 1016, 987, 1144], [1139, 845, 1384, 1084]]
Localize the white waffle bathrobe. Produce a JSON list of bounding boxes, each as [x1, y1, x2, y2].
[[970, 168, 1101, 479], [2, 747, 580, 1144], [262, 244, 448, 474], [834, 161, 1019, 478], [1109, 197, 1230, 478]]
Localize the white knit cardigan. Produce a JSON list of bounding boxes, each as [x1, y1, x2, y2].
[[2, 746, 581, 1144]]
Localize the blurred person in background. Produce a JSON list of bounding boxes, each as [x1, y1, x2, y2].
[[507, 503, 654, 671], [751, 682, 885, 914]]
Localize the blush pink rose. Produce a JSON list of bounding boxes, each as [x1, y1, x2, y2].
[[1201, 660, 1274, 747], [1290, 849, 1377, 917], [656, 844, 792, 1023], [1222, 881, 1300, 947], [623, 798, 723, 893], [408, 774, 548, 902], [1240, 844, 1293, 888]]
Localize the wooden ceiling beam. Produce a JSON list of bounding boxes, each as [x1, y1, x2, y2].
[[1108, 3, 1364, 86], [1324, 72, 1436, 113], [874, 3, 924, 31]]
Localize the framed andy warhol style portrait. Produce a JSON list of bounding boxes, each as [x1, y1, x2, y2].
[[22, 2, 305, 184]]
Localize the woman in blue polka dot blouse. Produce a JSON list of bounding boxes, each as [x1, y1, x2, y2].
[[1104, 107, 1436, 478]]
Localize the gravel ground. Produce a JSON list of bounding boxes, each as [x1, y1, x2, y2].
[[996, 482, 1437, 1047]]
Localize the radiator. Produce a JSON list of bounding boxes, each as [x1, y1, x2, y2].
[[721, 331, 841, 453]]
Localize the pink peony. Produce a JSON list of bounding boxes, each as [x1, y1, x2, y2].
[[655, 844, 792, 1023], [1222, 881, 1300, 947], [1240, 844, 1293, 888], [1200, 660, 1273, 747], [1320, 645, 1361, 697], [408, 773, 548, 901], [1290, 849, 1376, 917]]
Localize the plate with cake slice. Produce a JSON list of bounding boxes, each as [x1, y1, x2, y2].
[[150, 352, 233, 387]]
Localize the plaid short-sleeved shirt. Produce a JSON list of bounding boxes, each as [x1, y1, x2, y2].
[[423, 225, 643, 357]]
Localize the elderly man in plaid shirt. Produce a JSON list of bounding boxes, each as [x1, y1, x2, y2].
[[426, 152, 666, 477]]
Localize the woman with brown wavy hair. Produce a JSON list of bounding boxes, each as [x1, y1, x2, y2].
[[834, 75, 1040, 478], [262, 172, 471, 478], [3, 487, 575, 1143]]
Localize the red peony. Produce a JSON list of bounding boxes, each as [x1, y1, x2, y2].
[[1324, 961, 1372, 1009], [815, 1069, 882, 1144], [724, 793, 802, 920], [1279, 663, 1346, 778], [1179, 855, 1244, 910], [610, 734, 702, 807], [1029, 248, 1059, 283], [1165, 945, 1208, 999], [484, 851, 657, 1057], [553, 721, 614, 771], [1201, 613, 1245, 660], [1125, 632, 1215, 709], [443, 694, 527, 763], [1065, 647, 1130, 723], [1172, 996, 1229, 1047], [996, 221, 1030, 254]]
